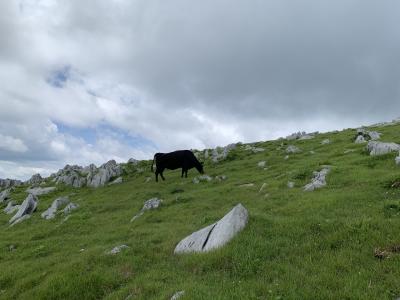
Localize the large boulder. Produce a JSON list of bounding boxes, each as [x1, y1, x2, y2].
[[9, 194, 38, 225], [26, 187, 56, 196], [54, 165, 86, 188], [286, 131, 318, 140], [304, 167, 330, 191], [0, 178, 22, 189], [0, 188, 11, 203], [4, 201, 19, 215], [354, 135, 366, 144], [41, 196, 70, 220], [367, 141, 400, 156], [211, 143, 236, 162], [26, 173, 43, 186], [87, 160, 122, 188], [174, 203, 248, 254]]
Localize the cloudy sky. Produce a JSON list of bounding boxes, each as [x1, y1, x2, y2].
[[1, 0, 400, 180]]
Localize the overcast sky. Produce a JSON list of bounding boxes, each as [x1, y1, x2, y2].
[[1, 0, 400, 180]]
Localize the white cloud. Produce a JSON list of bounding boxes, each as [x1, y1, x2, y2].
[[0, 134, 28, 153]]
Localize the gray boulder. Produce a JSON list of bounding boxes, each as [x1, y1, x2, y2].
[[286, 131, 318, 140], [9, 194, 38, 225], [321, 139, 330, 145], [211, 143, 236, 162], [304, 167, 330, 191], [54, 165, 86, 188], [257, 161, 266, 168], [128, 158, 139, 165], [64, 202, 79, 214], [193, 175, 212, 184], [131, 198, 162, 222], [4, 201, 19, 214], [26, 187, 56, 196], [286, 145, 301, 154], [0, 188, 11, 203], [355, 135, 366, 144], [171, 291, 185, 300], [367, 141, 400, 156], [26, 173, 43, 186], [215, 175, 227, 182], [87, 160, 122, 188], [107, 245, 129, 255], [0, 178, 22, 189], [41, 196, 70, 219], [174, 203, 248, 254]]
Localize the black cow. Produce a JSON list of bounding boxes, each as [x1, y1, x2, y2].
[[151, 150, 204, 182]]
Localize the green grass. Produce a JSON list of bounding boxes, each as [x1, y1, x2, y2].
[[2, 124, 400, 299]]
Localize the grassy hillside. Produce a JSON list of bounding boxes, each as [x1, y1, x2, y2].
[[2, 123, 400, 299]]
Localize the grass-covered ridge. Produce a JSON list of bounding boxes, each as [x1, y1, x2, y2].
[[2, 123, 400, 299]]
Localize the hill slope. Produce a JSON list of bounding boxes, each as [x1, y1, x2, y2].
[[2, 122, 400, 299]]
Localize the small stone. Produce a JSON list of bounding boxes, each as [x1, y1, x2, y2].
[[107, 245, 129, 255], [171, 291, 185, 300], [108, 177, 123, 185], [321, 139, 330, 145], [64, 203, 79, 214], [287, 181, 295, 188], [257, 161, 266, 168], [259, 183, 267, 193], [286, 145, 301, 154], [239, 183, 254, 187]]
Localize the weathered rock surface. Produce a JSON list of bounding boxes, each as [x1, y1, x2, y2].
[[87, 160, 122, 188], [108, 177, 123, 185], [131, 198, 162, 222], [211, 143, 236, 162], [0, 178, 22, 189], [355, 129, 381, 143], [53, 165, 86, 188], [286, 145, 301, 154], [286, 131, 318, 140], [171, 291, 185, 300], [107, 245, 129, 255], [26, 173, 43, 186], [193, 175, 212, 184], [9, 194, 38, 225], [4, 201, 19, 214], [304, 167, 330, 191], [63, 203, 79, 214], [41, 196, 70, 220], [367, 141, 400, 156], [26, 187, 56, 196], [355, 135, 366, 144], [244, 144, 265, 153], [0, 188, 11, 203], [174, 203, 248, 254]]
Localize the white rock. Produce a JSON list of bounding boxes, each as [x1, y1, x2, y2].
[[286, 145, 301, 154], [128, 158, 139, 165], [215, 175, 227, 181], [64, 202, 79, 214], [0, 178, 22, 189], [26, 173, 43, 186], [4, 201, 19, 215], [287, 181, 295, 188], [395, 154, 400, 166], [354, 135, 366, 144], [304, 167, 330, 191], [171, 291, 185, 300], [284, 155, 289, 160], [26, 187, 56, 196], [299, 135, 314, 140], [368, 131, 381, 140], [321, 139, 330, 145], [10, 214, 31, 227], [9, 194, 38, 225], [107, 245, 129, 255], [193, 175, 212, 183], [131, 198, 162, 222], [239, 183, 254, 187], [41, 196, 70, 220], [211, 143, 236, 162], [257, 161, 266, 168], [0, 188, 11, 203], [367, 141, 400, 156], [87, 160, 122, 188], [174, 203, 248, 254], [108, 177, 123, 185]]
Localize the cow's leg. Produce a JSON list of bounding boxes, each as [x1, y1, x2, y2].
[[159, 168, 165, 181], [155, 171, 159, 182], [185, 170, 188, 178], [181, 168, 184, 178]]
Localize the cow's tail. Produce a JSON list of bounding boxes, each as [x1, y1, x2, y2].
[[151, 155, 155, 172]]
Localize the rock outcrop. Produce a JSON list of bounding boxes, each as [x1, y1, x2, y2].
[[286, 131, 318, 140], [26, 187, 56, 196], [4, 201, 19, 215], [174, 203, 248, 254], [366, 141, 400, 156], [26, 173, 43, 186], [0, 178, 22, 189], [0, 188, 11, 203], [211, 143, 236, 162], [131, 198, 162, 222], [304, 167, 330, 191], [41, 196, 70, 220], [9, 194, 38, 226], [355, 128, 381, 143], [54, 165, 86, 188], [108, 177, 122, 185], [87, 160, 122, 188]]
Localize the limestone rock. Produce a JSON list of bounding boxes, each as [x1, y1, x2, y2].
[[211, 143, 236, 162], [321, 139, 330, 145], [286, 145, 301, 154], [193, 175, 212, 184], [4, 201, 19, 215], [108, 177, 123, 185], [286, 131, 318, 140], [26, 173, 43, 186], [87, 160, 122, 188], [131, 198, 162, 222], [304, 167, 330, 191], [41, 196, 70, 220], [0, 188, 11, 203], [26, 187, 56, 196], [0, 178, 22, 189], [287, 181, 295, 188], [215, 175, 227, 182], [354, 135, 366, 144], [174, 203, 248, 254], [107, 245, 129, 255], [395, 153, 400, 166], [171, 291, 185, 300], [54, 165, 86, 188], [9, 194, 38, 225], [64, 202, 79, 214], [367, 141, 400, 156], [257, 161, 266, 168], [128, 158, 139, 165]]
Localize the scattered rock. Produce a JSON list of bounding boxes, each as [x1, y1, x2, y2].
[[286, 131, 318, 140], [0, 188, 11, 203], [304, 167, 330, 191], [145, 177, 152, 183], [259, 183, 267, 193], [193, 175, 212, 184], [355, 129, 381, 143], [354, 135, 366, 144], [174, 204, 248, 254], [63, 203, 79, 214], [108, 177, 123, 185], [128, 158, 139, 165], [287, 181, 295, 188], [171, 291, 185, 300], [107, 245, 129, 255], [0, 178, 22, 189], [41, 196, 70, 220], [239, 183, 254, 187], [215, 175, 227, 182], [396, 153, 400, 166], [25, 173, 43, 186], [4, 201, 19, 215], [87, 160, 122, 188], [257, 161, 266, 168], [286, 145, 301, 154], [54, 165, 87, 188], [211, 143, 236, 162], [26, 187, 56, 196], [131, 198, 162, 222], [244, 145, 265, 153], [321, 139, 330, 145], [284, 155, 289, 160], [9, 194, 38, 226], [366, 141, 400, 156]]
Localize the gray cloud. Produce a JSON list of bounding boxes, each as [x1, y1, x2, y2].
[[1, 0, 400, 179]]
